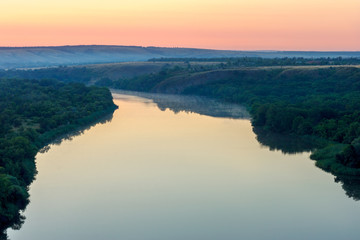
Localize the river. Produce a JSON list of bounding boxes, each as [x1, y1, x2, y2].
[[8, 92, 360, 240]]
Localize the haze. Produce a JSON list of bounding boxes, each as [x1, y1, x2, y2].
[[1, 0, 359, 50]]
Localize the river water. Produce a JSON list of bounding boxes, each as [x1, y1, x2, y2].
[[8, 92, 360, 240]]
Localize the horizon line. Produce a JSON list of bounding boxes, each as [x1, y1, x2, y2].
[[0, 44, 359, 53]]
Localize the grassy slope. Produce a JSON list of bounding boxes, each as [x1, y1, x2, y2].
[[0, 62, 223, 87], [153, 65, 360, 93], [2, 63, 360, 176], [2, 45, 360, 69], [109, 65, 360, 176]]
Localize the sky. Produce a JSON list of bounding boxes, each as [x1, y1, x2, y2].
[[1, 0, 359, 50]]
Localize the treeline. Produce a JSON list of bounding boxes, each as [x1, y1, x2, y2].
[[2, 61, 360, 176], [182, 68, 360, 174], [0, 79, 117, 238], [0, 66, 93, 83], [0, 63, 176, 84], [4, 57, 360, 87], [149, 57, 360, 67], [104, 65, 360, 175]]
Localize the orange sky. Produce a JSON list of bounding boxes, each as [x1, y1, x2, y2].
[[1, 0, 359, 50]]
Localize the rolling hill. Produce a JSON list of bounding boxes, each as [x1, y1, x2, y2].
[[1, 45, 360, 69]]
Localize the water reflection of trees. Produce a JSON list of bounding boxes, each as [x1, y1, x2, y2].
[[254, 126, 360, 201], [113, 90, 360, 201], [2, 112, 114, 239], [335, 176, 360, 201], [0, 216, 24, 240], [252, 126, 325, 154], [154, 96, 250, 119], [113, 90, 250, 119], [39, 112, 114, 153]]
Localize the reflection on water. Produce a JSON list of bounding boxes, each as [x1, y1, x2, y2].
[[252, 126, 360, 201], [39, 112, 115, 153], [112, 90, 250, 119], [114, 91, 360, 202], [0, 216, 24, 240], [335, 176, 360, 201], [252, 126, 326, 155], [8, 92, 360, 240], [1, 111, 115, 240]]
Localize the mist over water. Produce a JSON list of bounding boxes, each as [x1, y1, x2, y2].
[[8, 93, 360, 240]]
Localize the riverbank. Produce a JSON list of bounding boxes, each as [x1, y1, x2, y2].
[[9, 92, 360, 240], [310, 144, 360, 176], [0, 79, 117, 239], [104, 66, 360, 176]]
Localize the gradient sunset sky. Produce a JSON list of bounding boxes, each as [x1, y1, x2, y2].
[[1, 0, 359, 50]]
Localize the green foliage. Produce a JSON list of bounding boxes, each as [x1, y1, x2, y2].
[[0, 78, 117, 235], [182, 68, 360, 142], [0, 174, 29, 229], [336, 145, 360, 168], [0, 66, 92, 83], [335, 137, 360, 169], [310, 144, 360, 176], [107, 65, 360, 174], [149, 57, 360, 67], [110, 65, 185, 92]]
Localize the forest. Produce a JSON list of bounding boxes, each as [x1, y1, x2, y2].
[[149, 56, 360, 67], [0, 78, 117, 238], [2, 57, 360, 85], [101, 64, 360, 176], [1, 58, 360, 176]]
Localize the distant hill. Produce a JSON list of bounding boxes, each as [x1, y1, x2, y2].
[[0, 45, 360, 69]]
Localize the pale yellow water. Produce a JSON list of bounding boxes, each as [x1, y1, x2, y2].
[[8, 93, 360, 240]]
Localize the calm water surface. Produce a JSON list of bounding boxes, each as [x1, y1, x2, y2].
[[8, 93, 360, 240]]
